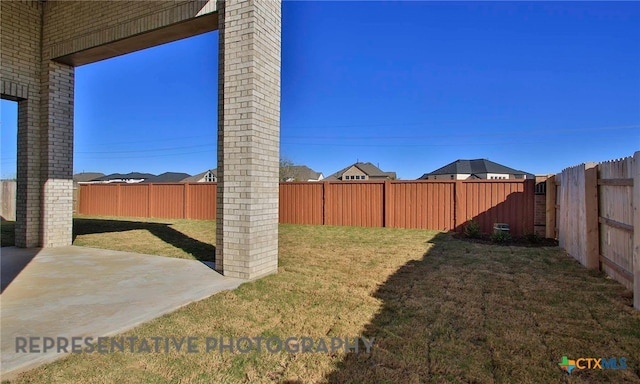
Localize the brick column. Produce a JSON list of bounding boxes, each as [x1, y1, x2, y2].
[[15, 97, 42, 248], [15, 61, 74, 248], [8, 0, 74, 248], [40, 61, 74, 247], [216, 0, 281, 279], [10, 1, 43, 248]]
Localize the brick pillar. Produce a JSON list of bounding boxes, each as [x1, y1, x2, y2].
[[216, 0, 281, 279], [15, 98, 42, 247], [15, 61, 74, 248], [40, 61, 74, 247]]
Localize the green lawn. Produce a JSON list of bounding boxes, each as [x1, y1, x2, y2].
[[2, 216, 640, 383]]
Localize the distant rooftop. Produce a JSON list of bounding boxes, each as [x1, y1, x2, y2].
[[73, 172, 105, 182], [90, 172, 191, 182], [283, 165, 323, 181], [181, 169, 216, 182], [143, 172, 191, 183], [419, 159, 533, 179], [325, 162, 396, 180]]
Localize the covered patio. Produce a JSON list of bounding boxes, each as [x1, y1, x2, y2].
[[0, 245, 244, 379]]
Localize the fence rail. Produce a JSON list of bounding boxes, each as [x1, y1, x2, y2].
[[78, 179, 535, 236], [548, 151, 639, 310]]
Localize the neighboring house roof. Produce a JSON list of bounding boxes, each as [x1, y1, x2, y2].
[[181, 169, 217, 182], [283, 165, 323, 181], [418, 159, 534, 179], [325, 162, 396, 180], [144, 172, 191, 183], [92, 172, 155, 181], [73, 172, 105, 182], [383, 171, 397, 180]]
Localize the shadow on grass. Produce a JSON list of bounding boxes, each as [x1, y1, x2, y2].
[[73, 218, 216, 263], [324, 232, 640, 383], [0, 218, 215, 294], [1, 217, 15, 248], [323, 232, 452, 383]]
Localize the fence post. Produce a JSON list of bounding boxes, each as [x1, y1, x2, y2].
[[148, 184, 153, 218], [184, 183, 190, 219], [77, 184, 82, 215], [322, 181, 327, 226], [454, 180, 464, 232], [546, 174, 557, 239], [633, 151, 640, 310], [212, 183, 217, 221], [117, 183, 122, 217], [383, 180, 390, 228], [72, 183, 78, 215], [584, 163, 599, 270]]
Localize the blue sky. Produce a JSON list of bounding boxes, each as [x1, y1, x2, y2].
[[1, 1, 639, 180]]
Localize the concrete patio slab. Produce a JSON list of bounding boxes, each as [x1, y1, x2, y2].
[[0, 246, 245, 380]]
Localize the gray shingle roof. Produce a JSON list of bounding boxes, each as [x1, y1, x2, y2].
[[419, 159, 533, 179], [143, 172, 191, 183], [73, 172, 105, 182], [92, 172, 155, 181]]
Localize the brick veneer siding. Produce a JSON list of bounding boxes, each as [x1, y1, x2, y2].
[[2, 1, 43, 247], [216, 0, 281, 279], [2, 0, 281, 277]]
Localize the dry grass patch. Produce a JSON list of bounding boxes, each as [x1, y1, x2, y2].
[[3, 217, 640, 383]]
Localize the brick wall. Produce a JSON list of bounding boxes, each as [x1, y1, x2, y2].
[[0, 0, 217, 247], [534, 195, 546, 236], [2, 1, 283, 280], [1, 1, 43, 247]]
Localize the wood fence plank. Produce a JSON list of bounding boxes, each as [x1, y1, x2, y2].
[[585, 163, 600, 270], [546, 175, 557, 239], [633, 151, 640, 310]]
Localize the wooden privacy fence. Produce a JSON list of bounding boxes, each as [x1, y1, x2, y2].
[[280, 180, 534, 235], [79, 179, 535, 235], [79, 183, 217, 220], [0, 180, 16, 221], [547, 151, 640, 310]]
